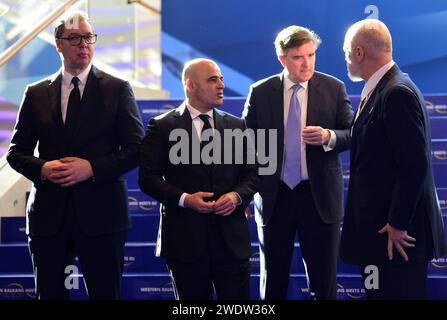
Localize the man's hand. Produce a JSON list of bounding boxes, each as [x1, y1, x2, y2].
[[302, 126, 331, 145], [184, 192, 215, 213], [378, 223, 416, 261], [44, 157, 93, 187], [41, 160, 67, 183], [213, 192, 239, 216]]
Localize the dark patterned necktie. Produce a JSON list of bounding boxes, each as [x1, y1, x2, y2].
[[65, 77, 80, 130], [198, 114, 214, 168]]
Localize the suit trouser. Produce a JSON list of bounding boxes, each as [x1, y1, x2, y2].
[[359, 262, 428, 300], [167, 222, 251, 300], [28, 194, 126, 300], [258, 181, 340, 300]]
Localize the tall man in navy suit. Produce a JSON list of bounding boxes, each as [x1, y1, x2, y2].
[[340, 19, 446, 299], [139, 58, 259, 299], [243, 26, 353, 300], [7, 11, 145, 299]]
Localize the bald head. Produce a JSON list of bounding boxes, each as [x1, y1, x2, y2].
[[345, 19, 392, 59], [182, 58, 218, 85], [181, 58, 224, 112], [343, 19, 393, 81]]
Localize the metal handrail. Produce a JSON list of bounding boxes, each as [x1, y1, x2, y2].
[[0, 0, 78, 68], [127, 0, 160, 15]]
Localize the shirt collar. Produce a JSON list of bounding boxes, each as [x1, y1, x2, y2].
[[283, 71, 309, 91], [361, 60, 395, 100], [186, 103, 214, 120], [62, 64, 92, 87]]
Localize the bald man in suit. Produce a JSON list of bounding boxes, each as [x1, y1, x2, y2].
[[340, 19, 446, 299]]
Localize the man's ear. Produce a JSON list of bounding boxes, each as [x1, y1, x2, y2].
[[55, 39, 62, 53], [278, 55, 286, 68], [185, 78, 194, 92], [356, 46, 365, 62]]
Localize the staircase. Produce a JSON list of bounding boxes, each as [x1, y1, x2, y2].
[[0, 97, 17, 158]]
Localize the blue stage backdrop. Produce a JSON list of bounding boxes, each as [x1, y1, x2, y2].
[[1, 96, 446, 300], [162, 0, 447, 98]]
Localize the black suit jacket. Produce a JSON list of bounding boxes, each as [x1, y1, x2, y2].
[[243, 71, 353, 226], [7, 66, 145, 236], [138, 103, 259, 263], [340, 65, 447, 265]]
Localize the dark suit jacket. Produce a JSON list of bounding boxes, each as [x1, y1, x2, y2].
[[138, 103, 259, 263], [243, 71, 353, 226], [340, 65, 447, 265], [7, 65, 145, 236]]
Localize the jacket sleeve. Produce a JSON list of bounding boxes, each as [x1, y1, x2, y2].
[[89, 81, 145, 182], [138, 117, 184, 209], [332, 81, 354, 153], [7, 85, 46, 184]]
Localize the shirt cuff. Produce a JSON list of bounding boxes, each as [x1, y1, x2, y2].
[[179, 193, 187, 207], [323, 129, 337, 152], [234, 192, 242, 206]]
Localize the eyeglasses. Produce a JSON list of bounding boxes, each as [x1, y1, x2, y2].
[[58, 34, 98, 46]]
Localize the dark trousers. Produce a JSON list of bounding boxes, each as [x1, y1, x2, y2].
[[167, 223, 250, 300], [28, 195, 126, 300], [258, 181, 340, 300], [359, 262, 428, 300]]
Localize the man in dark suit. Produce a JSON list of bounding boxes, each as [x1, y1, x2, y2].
[[138, 58, 259, 300], [7, 11, 145, 299], [243, 26, 353, 300], [340, 19, 447, 299]]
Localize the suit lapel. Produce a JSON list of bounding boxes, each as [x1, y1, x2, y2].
[[173, 103, 195, 164], [174, 102, 194, 138], [270, 75, 284, 133], [352, 65, 400, 134], [213, 109, 225, 176], [351, 65, 401, 164], [68, 66, 102, 140], [47, 72, 64, 131], [269, 75, 284, 169], [306, 75, 320, 126]]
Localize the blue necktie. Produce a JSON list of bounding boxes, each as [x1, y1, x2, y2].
[[283, 84, 302, 189]]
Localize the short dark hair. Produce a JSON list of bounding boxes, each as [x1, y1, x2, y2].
[[274, 25, 321, 56], [54, 11, 90, 39]]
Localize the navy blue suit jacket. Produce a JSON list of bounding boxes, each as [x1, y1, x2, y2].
[[340, 65, 447, 265], [8, 66, 145, 236], [243, 71, 353, 226], [138, 103, 259, 263]]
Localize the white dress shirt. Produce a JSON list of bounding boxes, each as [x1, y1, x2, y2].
[[356, 60, 395, 120], [282, 74, 337, 182], [178, 104, 214, 207], [60, 64, 92, 123]]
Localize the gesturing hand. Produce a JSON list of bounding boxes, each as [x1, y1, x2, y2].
[[378, 223, 416, 261], [184, 192, 215, 213], [302, 126, 331, 145], [213, 192, 240, 216]]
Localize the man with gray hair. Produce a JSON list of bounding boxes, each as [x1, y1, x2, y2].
[[7, 11, 145, 299], [243, 25, 353, 299], [340, 19, 446, 299]]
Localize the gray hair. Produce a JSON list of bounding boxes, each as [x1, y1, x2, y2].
[[274, 25, 321, 56], [54, 11, 90, 39]]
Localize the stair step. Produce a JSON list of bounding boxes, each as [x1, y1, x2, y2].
[[0, 241, 311, 274], [0, 209, 261, 244]]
